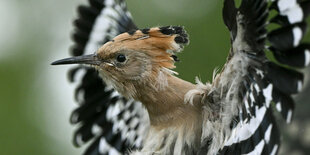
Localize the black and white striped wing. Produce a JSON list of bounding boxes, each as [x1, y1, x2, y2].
[[201, 0, 310, 154], [69, 0, 149, 154]]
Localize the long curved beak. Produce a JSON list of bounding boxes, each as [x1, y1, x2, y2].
[[51, 54, 101, 66]]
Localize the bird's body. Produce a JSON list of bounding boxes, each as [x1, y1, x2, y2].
[[52, 0, 310, 154], [94, 27, 205, 154], [130, 51, 254, 155]]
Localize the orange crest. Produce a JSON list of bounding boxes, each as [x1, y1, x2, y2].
[[98, 26, 189, 69]]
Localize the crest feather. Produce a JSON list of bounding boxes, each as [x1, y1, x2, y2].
[[109, 26, 190, 69]]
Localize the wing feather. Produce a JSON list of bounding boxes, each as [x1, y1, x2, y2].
[[201, 0, 310, 154], [68, 0, 148, 154]]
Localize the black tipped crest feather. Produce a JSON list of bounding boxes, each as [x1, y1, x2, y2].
[[159, 26, 189, 44], [141, 28, 150, 34], [127, 29, 137, 35]]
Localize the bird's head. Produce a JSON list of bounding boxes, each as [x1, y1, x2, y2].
[[52, 26, 189, 97]]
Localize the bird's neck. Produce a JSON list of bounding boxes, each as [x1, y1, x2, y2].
[[132, 73, 204, 154], [134, 72, 201, 128]]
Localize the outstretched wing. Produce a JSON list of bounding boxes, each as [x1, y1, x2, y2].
[[69, 0, 149, 154], [200, 0, 310, 154]]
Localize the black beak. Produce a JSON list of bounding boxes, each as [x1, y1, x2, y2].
[[51, 54, 101, 66]]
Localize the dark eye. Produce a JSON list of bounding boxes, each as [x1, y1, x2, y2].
[[116, 54, 126, 62]]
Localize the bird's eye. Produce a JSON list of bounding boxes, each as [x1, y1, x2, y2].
[[116, 54, 126, 62]]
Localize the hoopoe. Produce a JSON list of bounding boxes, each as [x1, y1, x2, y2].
[[52, 0, 310, 154]]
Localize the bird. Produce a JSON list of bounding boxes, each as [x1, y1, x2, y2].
[[52, 0, 310, 154]]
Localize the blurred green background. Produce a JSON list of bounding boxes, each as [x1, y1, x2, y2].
[[0, 0, 309, 154]]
